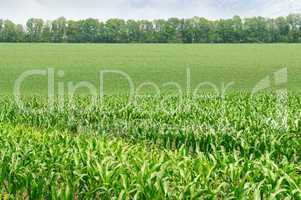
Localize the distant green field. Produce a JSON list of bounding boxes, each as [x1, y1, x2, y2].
[[0, 43, 300, 95]]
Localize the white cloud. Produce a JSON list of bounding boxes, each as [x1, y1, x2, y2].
[[0, 0, 300, 24]]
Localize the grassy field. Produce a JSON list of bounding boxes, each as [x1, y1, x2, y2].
[[0, 44, 300, 199], [0, 43, 300, 95]]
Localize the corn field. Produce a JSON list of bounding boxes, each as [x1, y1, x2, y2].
[[0, 92, 300, 199]]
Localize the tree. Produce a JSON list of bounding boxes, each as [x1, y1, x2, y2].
[[96, 22, 106, 43], [287, 14, 301, 42], [79, 18, 100, 42], [266, 18, 279, 42], [153, 19, 169, 43], [2, 20, 18, 42], [181, 18, 194, 43], [51, 17, 67, 42], [214, 17, 245, 43], [26, 18, 44, 42], [66, 20, 80, 42], [105, 19, 127, 43], [139, 20, 154, 43], [232, 16, 244, 42], [0, 19, 3, 42], [166, 18, 182, 43], [275, 17, 289, 42], [15, 24, 25, 42], [41, 21, 52, 42], [244, 17, 269, 42], [0, 15, 300, 43], [126, 20, 140, 43], [192, 17, 211, 43], [208, 20, 221, 43]]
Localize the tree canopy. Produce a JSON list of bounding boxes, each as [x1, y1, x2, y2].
[[0, 15, 300, 43]]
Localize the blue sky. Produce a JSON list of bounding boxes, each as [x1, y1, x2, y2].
[[0, 0, 301, 24]]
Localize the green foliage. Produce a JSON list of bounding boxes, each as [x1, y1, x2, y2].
[[0, 92, 300, 199], [0, 20, 25, 42], [50, 17, 67, 43], [0, 43, 300, 198], [105, 19, 127, 43], [26, 18, 44, 42], [0, 14, 301, 43], [0, 93, 300, 155]]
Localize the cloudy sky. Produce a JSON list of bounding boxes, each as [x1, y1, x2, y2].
[[1, 0, 301, 24]]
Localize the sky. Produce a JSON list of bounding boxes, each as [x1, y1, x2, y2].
[[0, 0, 301, 24]]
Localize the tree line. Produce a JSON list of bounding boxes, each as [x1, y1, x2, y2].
[[0, 14, 301, 43]]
